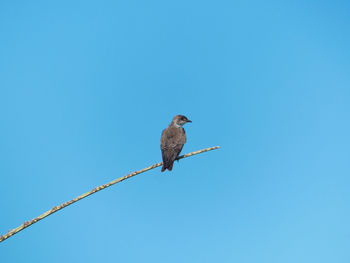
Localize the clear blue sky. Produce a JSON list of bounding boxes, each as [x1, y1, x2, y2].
[[1, 0, 349, 262]]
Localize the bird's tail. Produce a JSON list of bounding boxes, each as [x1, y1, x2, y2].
[[161, 162, 173, 172]]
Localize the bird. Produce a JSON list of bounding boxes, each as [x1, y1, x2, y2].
[[160, 115, 192, 172]]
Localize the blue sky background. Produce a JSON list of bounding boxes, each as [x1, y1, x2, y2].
[[1, 0, 349, 262]]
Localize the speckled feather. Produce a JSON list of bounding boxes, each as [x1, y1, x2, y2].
[[160, 115, 191, 172], [160, 126, 186, 171]]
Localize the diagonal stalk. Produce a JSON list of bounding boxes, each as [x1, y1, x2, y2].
[[0, 146, 220, 243]]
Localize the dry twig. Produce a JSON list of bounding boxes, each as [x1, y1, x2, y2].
[[0, 146, 220, 243]]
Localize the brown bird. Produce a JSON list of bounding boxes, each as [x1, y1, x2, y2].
[[160, 115, 192, 172]]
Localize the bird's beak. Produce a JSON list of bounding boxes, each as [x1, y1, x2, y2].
[[187, 119, 192, 123]]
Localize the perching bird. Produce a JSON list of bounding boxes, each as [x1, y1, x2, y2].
[[160, 115, 192, 172]]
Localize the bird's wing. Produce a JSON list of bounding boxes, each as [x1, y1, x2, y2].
[[161, 128, 186, 167]]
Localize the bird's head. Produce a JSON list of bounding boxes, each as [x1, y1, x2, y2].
[[172, 115, 192, 127]]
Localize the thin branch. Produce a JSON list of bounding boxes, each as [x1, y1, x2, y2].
[[0, 146, 220, 243]]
